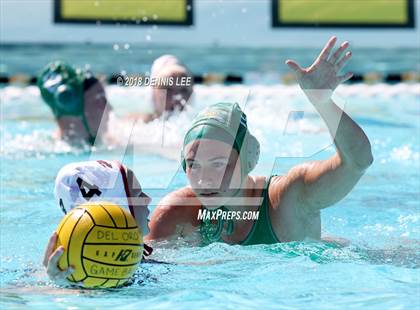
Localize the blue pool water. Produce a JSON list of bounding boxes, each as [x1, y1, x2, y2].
[[1, 52, 419, 308], [1, 44, 418, 76]]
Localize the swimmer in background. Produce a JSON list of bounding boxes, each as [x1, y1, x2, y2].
[[42, 160, 154, 284], [38, 56, 193, 145], [131, 55, 194, 122], [37, 61, 112, 145], [146, 37, 374, 245]]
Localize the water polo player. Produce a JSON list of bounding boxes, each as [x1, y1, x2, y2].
[[43, 160, 152, 283], [39, 57, 193, 143], [146, 37, 373, 245], [150, 55, 193, 116], [38, 61, 112, 145], [130, 55, 194, 122]]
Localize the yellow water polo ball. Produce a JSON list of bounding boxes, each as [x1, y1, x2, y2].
[[55, 201, 143, 288]]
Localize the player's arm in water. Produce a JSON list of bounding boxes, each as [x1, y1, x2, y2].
[[279, 36, 373, 213], [145, 187, 201, 242]]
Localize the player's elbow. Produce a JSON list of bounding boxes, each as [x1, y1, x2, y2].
[[365, 150, 374, 168], [344, 141, 374, 172], [356, 144, 374, 171]]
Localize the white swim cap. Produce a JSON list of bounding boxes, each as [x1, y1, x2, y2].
[[54, 160, 131, 214], [151, 55, 188, 79]]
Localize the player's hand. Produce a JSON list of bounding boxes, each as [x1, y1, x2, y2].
[[43, 232, 74, 283], [286, 36, 353, 102]]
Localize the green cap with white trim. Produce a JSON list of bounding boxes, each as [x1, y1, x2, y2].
[[182, 102, 260, 179]]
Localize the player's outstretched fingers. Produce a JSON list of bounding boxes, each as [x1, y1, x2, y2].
[[329, 41, 349, 64], [336, 51, 352, 70], [62, 266, 75, 279], [318, 36, 337, 61], [338, 72, 354, 83]]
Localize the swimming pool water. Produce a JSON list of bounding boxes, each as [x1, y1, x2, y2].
[[1, 44, 418, 76], [1, 83, 419, 309]]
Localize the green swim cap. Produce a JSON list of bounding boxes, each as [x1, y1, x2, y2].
[[37, 61, 98, 145], [37, 61, 85, 118], [181, 102, 260, 179]]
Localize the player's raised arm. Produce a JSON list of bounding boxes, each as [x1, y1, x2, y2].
[[284, 37, 373, 211]]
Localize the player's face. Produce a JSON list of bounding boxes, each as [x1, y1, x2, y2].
[[184, 139, 242, 209]]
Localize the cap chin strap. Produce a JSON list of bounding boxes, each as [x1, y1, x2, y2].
[[200, 206, 234, 244], [198, 140, 255, 244], [199, 174, 246, 244]]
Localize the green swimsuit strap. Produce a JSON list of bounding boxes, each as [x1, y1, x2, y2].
[[240, 175, 280, 245]]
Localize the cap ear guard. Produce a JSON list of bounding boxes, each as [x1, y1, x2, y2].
[[244, 133, 260, 173], [54, 84, 81, 113]]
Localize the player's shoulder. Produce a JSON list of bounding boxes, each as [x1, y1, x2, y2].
[[266, 174, 290, 209], [266, 167, 312, 213], [267, 163, 313, 195]]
